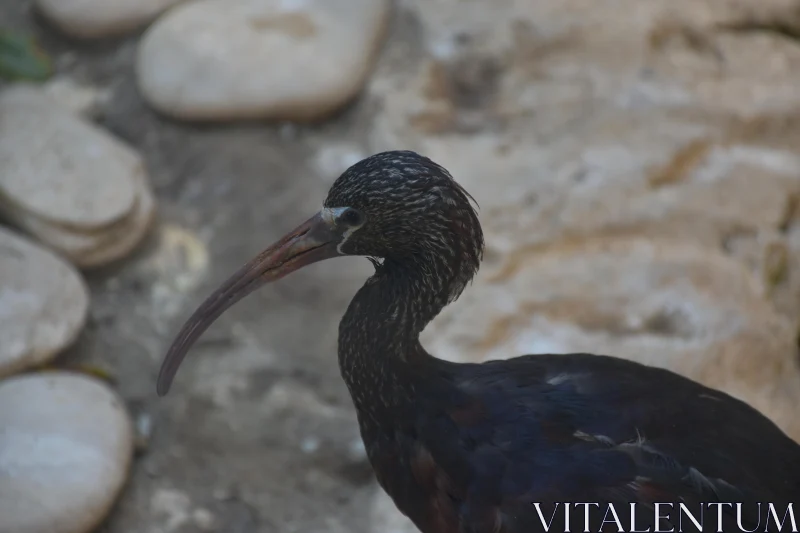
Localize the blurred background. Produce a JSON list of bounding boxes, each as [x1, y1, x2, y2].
[[2, 0, 800, 532]]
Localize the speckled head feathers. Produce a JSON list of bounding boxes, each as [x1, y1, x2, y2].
[[324, 150, 484, 302]]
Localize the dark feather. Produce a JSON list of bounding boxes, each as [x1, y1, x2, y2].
[[324, 151, 800, 533]]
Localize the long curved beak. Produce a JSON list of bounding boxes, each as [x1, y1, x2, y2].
[[156, 211, 342, 396]]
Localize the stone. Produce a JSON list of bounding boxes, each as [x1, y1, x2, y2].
[[68, 196, 156, 268], [422, 235, 800, 443], [0, 372, 133, 533], [34, 0, 186, 39], [0, 227, 89, 378], [0, 85, 139, 230], [0, 85, 156, 268], [6, 162, 157, 268], [135, 0, 391, 122]]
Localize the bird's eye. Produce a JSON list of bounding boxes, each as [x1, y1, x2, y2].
[[338, 208, 365, 227]]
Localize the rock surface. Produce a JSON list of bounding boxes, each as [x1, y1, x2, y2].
[[0, 85, 156, 267], [35, 0, 185, 38], [368, 9, 800, 255], [0, 372, 133, 533], [136, 0, 391, 121], [0, 227, 89, 378]]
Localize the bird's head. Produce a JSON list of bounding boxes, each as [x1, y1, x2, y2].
[[324, 150, 483, 262], [156, 150, 483, 395]]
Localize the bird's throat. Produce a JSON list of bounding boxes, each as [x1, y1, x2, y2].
[[336, 258, 450, 417]]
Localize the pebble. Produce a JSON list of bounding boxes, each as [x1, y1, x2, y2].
[[10, 161, 157, 267], [35, 0, 186, 39], [135, 0, 391, 122], [0, 85, 156, 268], [423, 235, 800, 442], [0, 372, 133, 533], [0, 227, 89, 378]]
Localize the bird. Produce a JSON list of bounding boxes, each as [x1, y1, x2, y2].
[[157, 150, 800, 533]]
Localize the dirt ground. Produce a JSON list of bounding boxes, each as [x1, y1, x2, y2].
[[0, 1, 415, 532]]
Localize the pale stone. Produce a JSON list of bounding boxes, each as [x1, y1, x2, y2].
[[0, 228, 89, 378], [0, 372, 133, 533], [136, 0, 390, 121], [0, 155, 156, 268], [35, 0, 186, 39], [0, 85, 157, 268], [0, 85, 140, 231], [422, 235, 800, 442], [68, 167, 157, 268]]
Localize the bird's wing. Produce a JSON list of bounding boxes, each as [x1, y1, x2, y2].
[[406, 353, 800, 533]]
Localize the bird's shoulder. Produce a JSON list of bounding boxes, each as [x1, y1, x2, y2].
[[388, 352, 800, 532]]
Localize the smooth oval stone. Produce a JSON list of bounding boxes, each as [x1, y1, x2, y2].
[[3, 161, 158, 268], [0, 372, 133, 533], [0, 85, 140, 231], [34, 0, 186, 38], [75, 173, 156, 267], [423, 235, 800, 442], [0, 227, 89, 377], [136, 0, 390, 121]]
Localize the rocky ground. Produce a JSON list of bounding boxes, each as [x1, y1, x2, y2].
[[2, 0, 800, 532]]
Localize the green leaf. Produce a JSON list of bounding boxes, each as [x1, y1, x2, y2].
[[0, 30, 52, 82]]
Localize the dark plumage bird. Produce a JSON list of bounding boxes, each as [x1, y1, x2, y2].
[[157, 151, 800, 533]]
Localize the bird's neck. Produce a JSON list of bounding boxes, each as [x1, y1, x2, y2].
[[337, 255, 459, 418]]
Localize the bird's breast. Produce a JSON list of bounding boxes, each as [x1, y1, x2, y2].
[[362, 426, 464, 533]]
